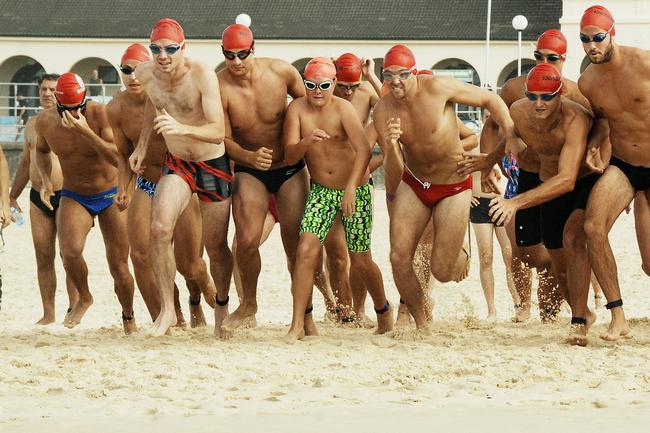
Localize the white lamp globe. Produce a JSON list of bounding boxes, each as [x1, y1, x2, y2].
[[512, 15, 528, 31], [236, 13, 252, 28]]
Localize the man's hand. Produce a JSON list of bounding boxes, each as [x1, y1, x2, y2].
[[361, 58, 375, 78], [481, 165, 502, 194], [129, 146, 147, 175], [9, 196, 21, 214], [39, 182, 55, 211], [306, 129, 330, 145], [61, 110, 92, 136], [457, 152, 490, 176], [0, 203, 12, 229], [114, 188, 130, 212], [247, 147, 274, 171], [385, 118, 402, 146], [585, 147, 606, 174], [505, 134, 527, 158], [154, 109, 187, 136], [489, 196, 517, 226], [471, 196, 480, 208], [342, 187, 356, 218]]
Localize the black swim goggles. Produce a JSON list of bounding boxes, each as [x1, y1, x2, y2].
[[222, 43, 254, 60], [119, 65, 137, 75], [524, 84, 562, 102], [336, 83, 360, 91], [304, 80, 334, 91], [149, 43, 183, 56], [579, 23, 614, 43], [533, 51, 564, 63], [55, 95, 87, 117]]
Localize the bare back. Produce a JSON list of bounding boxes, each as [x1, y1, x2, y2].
[[36, 103, 116, 194], [374, 76, 464, 184], [579, 46, 650, 167], [218, 58, 302, 167], [137, 57, 225, 161], [25, 115, 63, 191]]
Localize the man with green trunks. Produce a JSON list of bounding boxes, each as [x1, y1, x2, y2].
[[282, 57, 393, 341]]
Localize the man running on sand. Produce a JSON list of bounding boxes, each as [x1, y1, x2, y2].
[[488, 64, 597, 346], [458, 29, 591, 322], [110, 43, 217, 328], [283, 57, 393, 341], [578, 5, 650, 341], [216, 23, 311, 337], [35, 72, 136, 333], [10, 73, 80, 324], [373, 44, 517, 334], [129, 18, 232, 337]]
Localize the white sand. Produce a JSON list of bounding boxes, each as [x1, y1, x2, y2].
[[1, 190, 649, 433]]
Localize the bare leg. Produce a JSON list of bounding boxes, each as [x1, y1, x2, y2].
[[98, 204, 137, 335], [349, 251, 393, 334], [495, 225, 520, 307], [30, 202, 59, 325], [584, 166, 634, 341], [324, 217, 354, 322], [472, 222, 497, 322], [285, 234, 321, 342], [591, 271, 604, 308], [634, 191, 650, 277], [57, 198, 94, 328], [148, 176, 192, 336]]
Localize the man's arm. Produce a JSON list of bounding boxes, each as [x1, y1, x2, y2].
[[365, 123, 383, 174], [0, 145, 11, 228], [34, 117, 55, 210], [129, 97, 156, 174], [9, 119, 34, 211], [361, 58, 382, 97], [61, 105, 118, 167], [283, 101, 311, 165], [283, 62, 307, 100], [457, 117, 478, 151], [340, 102, 371, 217], [107, 100, 134, 210]]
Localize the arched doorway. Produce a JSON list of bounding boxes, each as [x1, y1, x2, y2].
[[0, 55, 45, 116], [291, 58, 311, 75], [70, 57, 120, 98], [496, 59, 536, 88], [432, 58, 481, 86], [373, 57, 384, 81]]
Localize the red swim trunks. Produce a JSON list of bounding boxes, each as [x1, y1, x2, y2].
[[402, 170, 472, 208], [162, 152, 232, 202]]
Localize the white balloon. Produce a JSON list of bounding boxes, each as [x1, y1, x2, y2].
[[235, 13, 252, 28]]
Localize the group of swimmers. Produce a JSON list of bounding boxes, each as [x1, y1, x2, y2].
[[1, 4, 647, 346]]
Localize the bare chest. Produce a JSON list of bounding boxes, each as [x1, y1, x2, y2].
[[119, 106, 145, 143], [392, 100, 452, 146], [520, 125, 565, 158], [227, 84, 286, 130], [349, 94, 371, 123], [148, 80, 201, 120], [300, 113, 347, 143]]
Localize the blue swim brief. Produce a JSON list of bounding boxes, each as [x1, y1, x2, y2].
[[60, 186, 117, 217], [136, 176, 157, 198]]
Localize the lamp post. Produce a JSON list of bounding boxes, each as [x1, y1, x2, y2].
[[484, 0, 492, 87], [512, 15, 528, 76]]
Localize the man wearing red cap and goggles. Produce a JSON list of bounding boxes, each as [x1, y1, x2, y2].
[[217, 22, 319, 337], [333, 53, 381, 122], [373, 44, 516, 335], [130, 18, 234, 337], [8, 73, 82, 325], [34, 72, 137, 334], [109, 43, 217, 329], [282, 57, 393, 341], [489, 64, 600, 346], [578, 5, 650, 342], [458, 28, 592, 323]]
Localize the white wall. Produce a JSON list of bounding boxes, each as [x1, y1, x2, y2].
[[561, 0, 650, 79]]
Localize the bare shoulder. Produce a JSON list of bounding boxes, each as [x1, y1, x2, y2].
[[623, 46, 650, 72], [134, 61, 155, 83], [105, 92, 124, 121], [286, 96, 307, 113], [577, 66, 598, 95], [36, 108, 57, 130], [500, 76, 526, 106], [509, 98, 527, 118], [188, 58, 215, 78], [266, 58, 300, 81], [562, 98, 592, 120]]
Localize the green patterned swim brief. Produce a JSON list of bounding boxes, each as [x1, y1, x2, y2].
[[299, 183, 373, 252]]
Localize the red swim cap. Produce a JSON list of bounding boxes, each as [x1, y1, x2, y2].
[[525, 64, 562, 94], [121, 43, 152, 65], [150, 18, 185, 44], [222, 24, 254, 51], [536, 29, 567, 58], [580, 5, 615, 36], [416, 69, 434, 75], [304, 57, 336, 81], [334, 53, 362, 83], [55, 72, 86, 106], [384, 44, 416, 71]]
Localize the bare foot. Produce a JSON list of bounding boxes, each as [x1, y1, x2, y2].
[[63, 296, 93, 328], [586, 308, 597, 330], [304, 314, 319, 336], [453, 246, 471, 282], [189, 300, 207, 328], [485, 311, 497, 324], [36, 315, 55, 325], [221, 302, 257, 336], [375, 303, 394, 335], [356, 312, 376, 329], [215, 303, 229, 339], [567, 324, 588, 347], [600, 309, 630, 341], [284, 326, 305, 343], [512, 304, 531, 323], [174, 311, 187, 328], [147, 309, 177, 337], [122, 313, 138, 335], [396, 302, 413, 328]]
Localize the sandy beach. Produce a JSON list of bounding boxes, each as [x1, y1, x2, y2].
[[1, 189, 649, 433]]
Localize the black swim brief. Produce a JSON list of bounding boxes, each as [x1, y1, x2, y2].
[[30, 187, 61, 219], [234, 160, 306, 194], [540, 173, 600, 250], [514, 169, 543, 247], [609, 156, 650, 191]]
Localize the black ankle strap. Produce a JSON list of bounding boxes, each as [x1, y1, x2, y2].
[[571, 317, 587, 326], [374, 302, 390, 315], [189, 297, 201, 306], [122, 312, 134, 321], [605, 299, 623, 310], [216, 295, 229, 307], [305, 305, 313, 315]]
